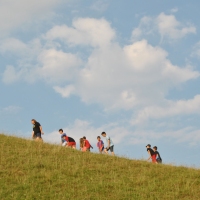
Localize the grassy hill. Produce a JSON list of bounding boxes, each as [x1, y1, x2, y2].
[[0, 134, 200, 200]]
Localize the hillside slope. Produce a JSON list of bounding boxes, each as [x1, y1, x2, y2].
[[0, 134, 200, 200]]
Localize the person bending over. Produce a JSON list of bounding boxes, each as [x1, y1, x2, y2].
[[65, 135, 76, 149]]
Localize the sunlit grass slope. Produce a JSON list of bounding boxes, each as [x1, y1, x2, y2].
[[0, 134, 200, 200]]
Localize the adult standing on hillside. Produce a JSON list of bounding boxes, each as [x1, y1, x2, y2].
[[101, 132, 114, 155], [31, 119, 44, 141]]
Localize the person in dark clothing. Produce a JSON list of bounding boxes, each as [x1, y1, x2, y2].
[[146, 144, 156, 163], [31, 119, 44, 141], [65, 135, 76, 149], [153, 146, 162, 164]]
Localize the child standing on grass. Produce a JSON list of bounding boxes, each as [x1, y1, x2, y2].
[[146, 144, 156, 163], [83, 136, 93, 152], [97, 136, 104, 153], [59, 129, 67, 146], [101, 132, 114, 155], [80, 138, 87, 152], [153, 146, 162, 164]]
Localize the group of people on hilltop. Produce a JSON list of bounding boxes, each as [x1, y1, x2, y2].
[[59, 128, 115, 155], [31, 119, 162, 162]]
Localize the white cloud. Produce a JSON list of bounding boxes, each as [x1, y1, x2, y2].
[[2, 65, 21, 84], [157, 13, 196, 39], [170, 8, 178, 13], [0, 105, 22, 114], [37, 49, 82, 84], [0, 0, 63, 35], [1, 17, 200, 122], [191, 41, 200, 59], [90, 0, 109, 12], [2, 48, 82, 84], [54, 85, 75, 98], [73, 39, 199, 110], [0, 38, 28, 55], [132, 12, 196, 41], [132, 95, 200, 124], [45, 18, 116, 47]]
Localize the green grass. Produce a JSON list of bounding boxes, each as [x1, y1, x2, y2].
[[0, 134, 200, 200]]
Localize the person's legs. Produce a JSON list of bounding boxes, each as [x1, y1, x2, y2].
[[104, 148, 109, 154], [110, 146, 115, 155], [72, 142, 76, 149], [35, 133, 43, 142], [67, 142, 76, 149]]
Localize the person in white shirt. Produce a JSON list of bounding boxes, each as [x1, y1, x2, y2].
[[101, 132, 114, 155]]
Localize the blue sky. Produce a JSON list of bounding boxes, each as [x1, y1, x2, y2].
[[1, 0, 200, 167]]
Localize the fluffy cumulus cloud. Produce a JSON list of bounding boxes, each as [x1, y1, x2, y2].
[[1, 15, 200, 125], [0, 0, 63, 35], [157, 13, 196, 39], [37, 49, 82, 84], [132, 12, 196, 41], [132, 95, 200, 124], [45, 18, 116, 47]]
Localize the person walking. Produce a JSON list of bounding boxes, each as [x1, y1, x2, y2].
[[97, 136, 104, 153], [83, 136, 93, 152], [146, 144, 156, 163], [31, 119, 44, 141], [80, 138, 87, 152], [101, 132, 114, 155], [153, 146, 162, 164]]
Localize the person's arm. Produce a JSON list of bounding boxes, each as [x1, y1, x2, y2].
[[100, 141, 104, 151], [147, 150, 152, 160], [89, 141, 93, 149], [101, 141, 104, 150], [32, 131, 34, 138], [107, 139, 110, 148], [40, 126, 44, 134]]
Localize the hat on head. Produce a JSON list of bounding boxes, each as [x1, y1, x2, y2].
[[146, 144, 151, 147]]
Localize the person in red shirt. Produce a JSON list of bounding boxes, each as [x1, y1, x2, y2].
[[146, 144, 156, 163], [64, 135, 76, 149], [83, 136, 93, 152]]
